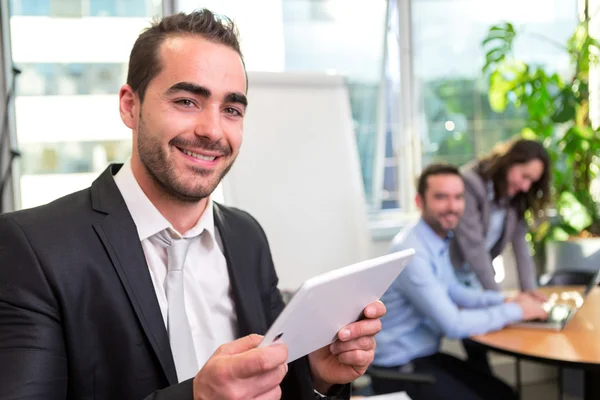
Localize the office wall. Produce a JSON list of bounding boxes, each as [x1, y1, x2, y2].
[[221, 71, 371, 290]]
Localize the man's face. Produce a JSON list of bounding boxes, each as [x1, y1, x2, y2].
[[121, 35, 247, 202], [417, 174, 465, 236]]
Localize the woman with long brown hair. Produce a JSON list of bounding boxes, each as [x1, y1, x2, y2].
[[450, 137, 551, 373], [450, 137, 551, 292]]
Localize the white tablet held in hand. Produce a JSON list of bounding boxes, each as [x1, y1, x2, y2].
[[258, 248, 415, 363]]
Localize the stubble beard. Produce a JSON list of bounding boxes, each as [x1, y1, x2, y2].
[[136, 117, 236, 203]]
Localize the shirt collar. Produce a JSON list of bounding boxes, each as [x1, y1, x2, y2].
[[113, 159, 216, 242], [415, 218, 452, 257]]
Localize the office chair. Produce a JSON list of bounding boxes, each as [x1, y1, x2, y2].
[[539, 270, 595, 287], [365, 365, 436, 396]]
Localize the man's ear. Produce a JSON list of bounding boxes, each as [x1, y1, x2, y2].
[[415, 193, 424, 211], [119, 84, 138, 130]]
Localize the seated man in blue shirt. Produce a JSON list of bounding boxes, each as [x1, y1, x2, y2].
[[372, 163, 547, 400]]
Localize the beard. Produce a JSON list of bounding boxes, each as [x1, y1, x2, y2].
[[422, 210, 460, 237], [136, 117, 235, 203]]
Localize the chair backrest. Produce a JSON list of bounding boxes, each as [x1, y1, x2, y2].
[[539, 270, 596, 287], [366, 365, 436, 384]]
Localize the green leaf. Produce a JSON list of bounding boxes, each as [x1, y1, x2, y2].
[[557, 191, 593, 232], [521, 127, 538, 140], [575, 126, 594, 140], [549, 225, 571, 241], [559, 127, 593, 155], [487, 61, 528, 111], [551, 87, 578, 123], [481, 23, 517, 72], [532, 220, 551, 242], [488, 71, 511, 111]]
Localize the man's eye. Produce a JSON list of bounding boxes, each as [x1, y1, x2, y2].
[[175, 99, 195, 107], [225, 107, 242, 117]]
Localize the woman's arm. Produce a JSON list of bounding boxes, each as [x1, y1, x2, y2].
[[511, 219, 538, 291], [454, 184, 499, 290]]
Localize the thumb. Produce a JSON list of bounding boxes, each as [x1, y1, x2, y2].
[[216, 334, 264, 356]]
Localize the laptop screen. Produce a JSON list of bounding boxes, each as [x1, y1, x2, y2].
[[583, 267, 600, 297], [557, 267, 600, 327]]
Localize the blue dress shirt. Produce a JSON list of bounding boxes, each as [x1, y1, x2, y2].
[[374, 219, 523, 367]]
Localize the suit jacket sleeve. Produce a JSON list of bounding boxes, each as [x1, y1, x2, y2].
[[142, 379, 193, 400], [0, 215, 68, 399], [0, 214, 196, 400], [511, 219, 537, 291], [453, 181, 499, 291]]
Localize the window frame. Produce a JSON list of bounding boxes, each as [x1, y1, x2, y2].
[[0, 0, 20, 212]]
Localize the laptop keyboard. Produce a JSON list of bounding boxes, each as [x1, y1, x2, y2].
[[530, 291, 583, 324]]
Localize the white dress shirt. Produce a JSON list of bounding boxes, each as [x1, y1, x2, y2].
[[114, 160, 238, 369]]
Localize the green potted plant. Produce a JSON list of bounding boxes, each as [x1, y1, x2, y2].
[[481, 1, 600, 273]]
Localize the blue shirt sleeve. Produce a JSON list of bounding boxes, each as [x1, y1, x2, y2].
[[447, 272, 506, 308], [396, 253, 523, 339]]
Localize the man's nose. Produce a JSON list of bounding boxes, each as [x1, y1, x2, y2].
[[194, 106, 223, 142], [448, 199, 460, 211]]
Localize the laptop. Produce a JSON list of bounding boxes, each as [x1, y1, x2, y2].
[[511, 268, 600, 331]]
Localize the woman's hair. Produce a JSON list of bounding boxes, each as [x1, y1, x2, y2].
[[478, 137, 551, 216]]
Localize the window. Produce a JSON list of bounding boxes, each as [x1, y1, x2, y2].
[[177, 0, 578, 220], [16, 63, 126, 96], [9, 0, 580, 220], [9, 0, 161, 209], [282, 0, 388, 211], [412, 0, 578, 168], [180, 0, 389, 211], [10, 0, 157, 17]]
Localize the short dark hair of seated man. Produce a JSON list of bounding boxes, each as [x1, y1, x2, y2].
[[371, 162, 547, 400]]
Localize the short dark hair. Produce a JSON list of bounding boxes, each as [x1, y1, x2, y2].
[[478, 137, 550, 215], [127, 9, 244, 102], [417, 163, 462, 198]]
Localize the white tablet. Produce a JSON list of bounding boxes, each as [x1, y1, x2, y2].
[[258, 248, 415, 363]]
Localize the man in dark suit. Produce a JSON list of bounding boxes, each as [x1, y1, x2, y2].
[[0, 9, 385, 400]]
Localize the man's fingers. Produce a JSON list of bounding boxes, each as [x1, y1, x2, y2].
[[215, 334, 263, 356], [330, 335, 375, 355], [246, 362, 288, 398], [254, 385, 283, 400], [363, 300, 386, 319], [335, 349, 373, 368], [231, 344, 288, 379], [337, 318, 382, 341]]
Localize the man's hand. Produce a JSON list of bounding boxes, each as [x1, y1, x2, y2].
[[308, 301, 386, 394], [507, 291, 548, 304], [525, 289, 549, 303], [193, 334, 288, 400], [514, 295, 549, 321]]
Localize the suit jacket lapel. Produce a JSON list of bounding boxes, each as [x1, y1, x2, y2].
[[90, 165, 178, 385], [214, 204, 268, 337]]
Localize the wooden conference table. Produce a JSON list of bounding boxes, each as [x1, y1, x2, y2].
[[469, 285, 600, 399]]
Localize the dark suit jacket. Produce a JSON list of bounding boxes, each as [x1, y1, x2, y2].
[[0, 164, 347, 399]]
